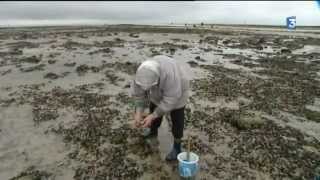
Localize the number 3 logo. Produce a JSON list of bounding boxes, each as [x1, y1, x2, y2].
[[289, 19, 296, 28]]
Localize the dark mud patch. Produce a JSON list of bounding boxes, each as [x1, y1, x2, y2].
[[232, 120, 320, 179], [171, 38, 189, 43], [146, 42, 189, 51], [0, 48, 23, 57], [47, 52, 61, 59], [0, 97, 16, 107], [64, 62, 76, 67], [304, 108, 320, 123], [102, 61, 139, 75], [195, 60, 320, 117], [9, 166, 53, 180], [229, 54, 261, 69], [20, 55, 42, 64], [218, 35, 317, 52], [185, 104, 320, 179], [88, 48, 113, 55], [33, 106, 59, 124], [252, 57, 320, 116], [1, 69, 12, 76], [76, 64, 100, 76], [76, 82, 105, 91], [104, 70, 123, 86], [18, 83, 181, 179], [62, 40, 92, 50], [202, 36, 220, 45], [28, 87, 145, 179], [6, 41, 40, 49], [93, 39, 125, 48], [192, 65, 242, 102], [20, 64, 46, 72]]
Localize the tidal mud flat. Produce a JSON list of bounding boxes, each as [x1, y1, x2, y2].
[[0, 25, 320, 180]]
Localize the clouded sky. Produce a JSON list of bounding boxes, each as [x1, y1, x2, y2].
[[0, 1, 319, 26]]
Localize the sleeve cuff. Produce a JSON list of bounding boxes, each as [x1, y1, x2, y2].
[[152, 107, 164, 118]]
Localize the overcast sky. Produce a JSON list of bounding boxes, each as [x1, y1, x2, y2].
[[0, 1, 319, 26]]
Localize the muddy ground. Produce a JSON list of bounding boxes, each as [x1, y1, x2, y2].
[[0, 25, 320, 180]]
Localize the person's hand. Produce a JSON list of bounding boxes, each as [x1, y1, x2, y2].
[[142, 114, 156, 128], [134, 112, 142, 128]]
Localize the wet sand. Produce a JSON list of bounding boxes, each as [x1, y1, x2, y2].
[[0, 25, 320, 180]]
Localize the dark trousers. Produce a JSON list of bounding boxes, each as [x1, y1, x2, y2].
[[149, 102, 185, 139]]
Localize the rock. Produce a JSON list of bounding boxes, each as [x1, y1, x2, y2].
[[187, 61, 199, 67], [222, 39, 231, 45], [280, 48, 291, 54], [129, 33, 139, 38], [114, 38, 123, 42], [44, 72, 59, 80], [124, 83, 130, 89], [64, 62, 76, 67], [48, 59, 56, 64], [195, 56, 206, 62], [256, 45, 263, 50], [169, 48, 176, 55]]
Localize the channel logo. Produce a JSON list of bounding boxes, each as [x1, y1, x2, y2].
[[286, 16, 296, 30]]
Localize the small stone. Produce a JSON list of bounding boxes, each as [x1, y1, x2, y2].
[[64, 62, 76, 67], [48, 59, 56, 64], [44, 72, 59, 80], [280, 48, 291, 54], [187, 61, 199, 67]]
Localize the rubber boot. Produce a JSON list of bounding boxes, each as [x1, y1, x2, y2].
[[165, 138, 182, 161]]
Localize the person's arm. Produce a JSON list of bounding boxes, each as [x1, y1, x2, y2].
[[130, 80, 148, 127], [152, 73, 182, 118], [130, 80, 147, 112]]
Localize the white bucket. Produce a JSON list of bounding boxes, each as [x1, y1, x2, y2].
[[177, 152, 199, 178]]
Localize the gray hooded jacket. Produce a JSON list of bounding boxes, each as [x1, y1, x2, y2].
[[131, 55, 191, 118]]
